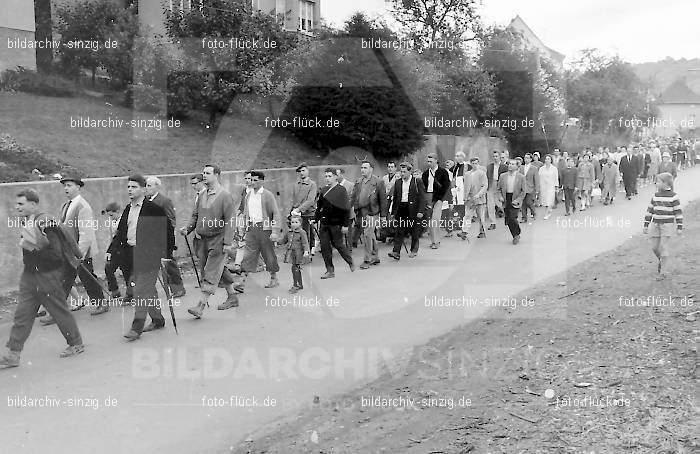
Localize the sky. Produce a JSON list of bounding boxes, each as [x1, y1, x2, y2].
[[320, 0, 699, 64]]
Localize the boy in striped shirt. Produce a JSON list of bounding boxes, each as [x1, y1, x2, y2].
[[643, 172, 683, 278]]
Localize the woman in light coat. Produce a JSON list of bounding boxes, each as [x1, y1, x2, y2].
[[538, 155, 559, 220]]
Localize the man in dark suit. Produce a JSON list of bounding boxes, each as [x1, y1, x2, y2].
[[618, 146, 640, 199], [146, 176, 185, 298], [389, 162, 427, 259], [486, 150, 508, 229], [313, 168, 355, 279], [421, 153, 451, 249], [497, 159, 527, 244], [109, 175, 172, 341]]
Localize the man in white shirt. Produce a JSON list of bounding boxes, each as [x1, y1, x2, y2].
[[56, 175, 106, 319]]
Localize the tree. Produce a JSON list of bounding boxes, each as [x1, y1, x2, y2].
[[389, 0, 482, 46], [163, 0, 298, 126], [54, 0, 138, 87], [566, 50, 653, 136], [280, 13, 441, 158], [33, 0, 53, 73], [478, 27, 564, 154]]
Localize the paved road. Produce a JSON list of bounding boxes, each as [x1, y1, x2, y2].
[[2, 168, 699, 453]]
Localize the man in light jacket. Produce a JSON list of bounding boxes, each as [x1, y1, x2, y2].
[[241, 170, 282, 288], [458, 157, 488, 241], [57, 174, 106, 318], [497, 159, 527, 244]]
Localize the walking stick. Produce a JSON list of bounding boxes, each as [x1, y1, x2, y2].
[[183, 234, 201, 288], [158, 260, 178, 334]]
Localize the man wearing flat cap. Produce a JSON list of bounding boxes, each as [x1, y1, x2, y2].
[[58, 174, 107, 317]]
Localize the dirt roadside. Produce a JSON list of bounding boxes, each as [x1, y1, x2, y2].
[[235, 202, 700, 454]]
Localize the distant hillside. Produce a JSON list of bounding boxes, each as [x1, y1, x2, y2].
[[632, 58, 700, 96]]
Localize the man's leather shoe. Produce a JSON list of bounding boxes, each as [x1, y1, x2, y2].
[[123, 330, 140, 341], [59, 344, 84, 358], [188, 301, 206, 319], [218, 294, 239, 310], [143, 322, 165, 332], [388, 252, 400, 261], [264, 278, 279, 288], [320, 271, 335, 279], [0, 350, 20, 367]]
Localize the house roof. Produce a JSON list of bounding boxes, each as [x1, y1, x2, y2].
[[507, 15, 565, 63], [659, 78, 700, 104]]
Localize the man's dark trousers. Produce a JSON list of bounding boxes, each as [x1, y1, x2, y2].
[[68, 256, 105, 305], [521, 193, 536, 220], [318, 223, 353, 272], [392, 203, 420, 255], [623, 176, 636, 198], [7, 267, 82, 352], [301, 214, 315, 250], [504, 193, 521, 239], [563, 188, 576, 214], [163, 250, 184, 293], [130, 266, 164, 333], [105, 246, 133, 297]]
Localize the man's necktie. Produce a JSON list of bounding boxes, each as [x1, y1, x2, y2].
[[60, 200, 71, 223]]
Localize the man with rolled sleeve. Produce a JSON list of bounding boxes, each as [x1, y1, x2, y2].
[[239, 170, 282, 288], [0, 189, 84, 367], [351, 160, 387, 269], [181, 164, 238, 318]]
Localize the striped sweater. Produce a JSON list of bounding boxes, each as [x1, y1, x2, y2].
[[643, 190, 683, 230]]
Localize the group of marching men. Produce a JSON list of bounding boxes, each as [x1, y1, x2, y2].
[[0, 137, 693, 367]]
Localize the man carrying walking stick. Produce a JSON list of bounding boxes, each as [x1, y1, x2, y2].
[[181, 164, 239, 318]]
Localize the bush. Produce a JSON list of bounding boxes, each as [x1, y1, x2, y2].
[[122, 83, 166, 114], [0, 67, 74, 97], [0, 134, 66, 183]]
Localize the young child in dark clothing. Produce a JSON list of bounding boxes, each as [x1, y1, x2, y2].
[[285, 216, 310, 293]]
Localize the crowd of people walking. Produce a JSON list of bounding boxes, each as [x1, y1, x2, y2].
[[0, 136, 694, 367]]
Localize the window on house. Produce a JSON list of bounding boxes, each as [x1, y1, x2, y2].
[[298, 0, 314, 32], [169, 0, 202, 13]]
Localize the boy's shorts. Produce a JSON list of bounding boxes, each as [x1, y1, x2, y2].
[[650, 223, 674, 238]]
